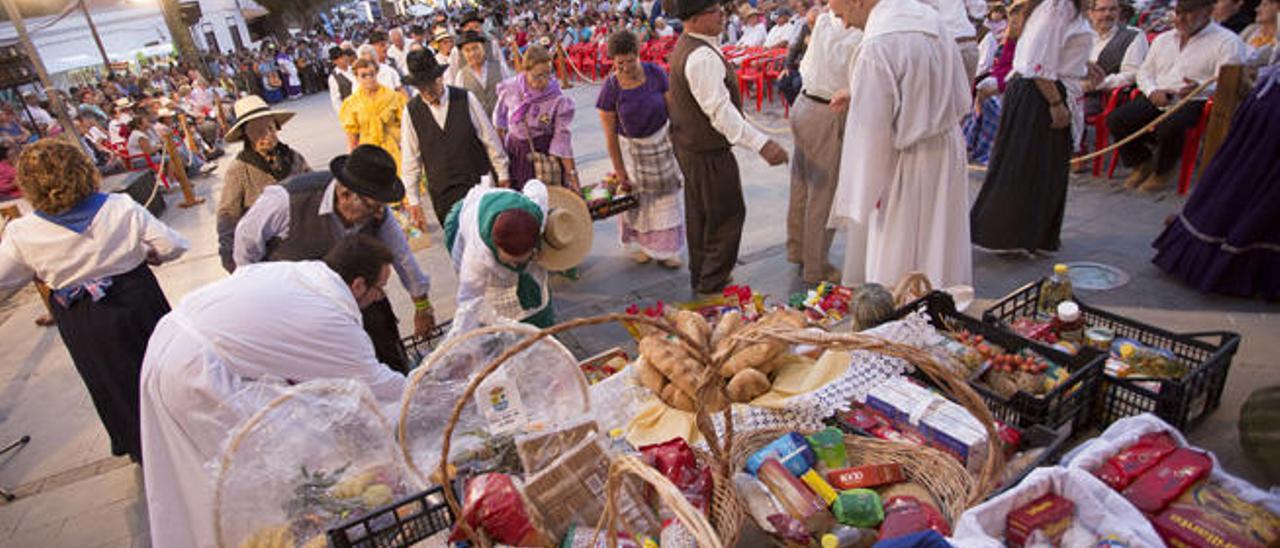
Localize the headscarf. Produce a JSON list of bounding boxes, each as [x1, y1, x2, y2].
[[509, 73, 562, 129], [236, 142, 299, 181]]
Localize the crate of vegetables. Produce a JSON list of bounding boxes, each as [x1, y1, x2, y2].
[[889, 292, 1104, 431], [981, 278, 1241, 430]]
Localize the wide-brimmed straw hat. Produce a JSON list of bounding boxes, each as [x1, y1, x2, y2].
[[537, 186, 594, 271], [224, 95, 295, 142]]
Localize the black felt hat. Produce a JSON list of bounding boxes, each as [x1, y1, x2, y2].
[[402, 48, 448, 87], [458, 30, 488, 47], [329, 145, 405, 203], [665, 0, 728, 20]]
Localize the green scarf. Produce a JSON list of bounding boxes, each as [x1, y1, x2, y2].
[[445, 191, 546, 312]]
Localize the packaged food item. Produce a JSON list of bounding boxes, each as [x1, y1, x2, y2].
[[1122, 447, 1212, 514], [827, 463, 905, 490], [1005, 492, 1075, 547], [1085, 326, 1115, 352], [1010, 318, 1060, 345], [767, 514, 813, 543], [639, 438, 713, 513], [732, 472, 784, 534], [524, 434, 659, 539], [832, 489, 884, 528], [1150, 504, 1261, 548], [808, 428, 849, 470], [1175, 479, 1280, 546], [877, 496, 950, 541], [1092, 431, 1180, 491], [515, 420, 599, 472], [1037, 264, 1073, 316], [1053, 301, 1086, 343], [802, 469, 839, 505], [560, 524, 645, 548], [745, 432, 817, 477], [863, 377, 989, 474], [452, 473, 550, 546], [757, 458, 835, 533], [821, 525, 877, 548], [1110, 338, 1187, 380]]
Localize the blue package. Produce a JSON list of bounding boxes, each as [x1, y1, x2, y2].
[[744, 432, 815, 477], [872, 530, 951, 548]]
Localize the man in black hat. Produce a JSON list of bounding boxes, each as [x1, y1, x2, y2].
[[400, 49, 510, 230], [665, 0, 789, 295], [327, 46, 357, 115], [448, 30, 508, 116], [453, 10, 512, 78], [233, 144, 436, 373]]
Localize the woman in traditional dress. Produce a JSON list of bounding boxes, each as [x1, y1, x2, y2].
[[277, 51, 303, 99], [1151, 63, 1280, 298], [257, 54, 284, 104], [340, 58, 407, 171], [969, 0, 1092, 255], [596, 30, 685, 268], [962, 1, 1026, 165], [493, 45, 579, 191], [444, 180, 592, 329], [0, 140, 189, 461]]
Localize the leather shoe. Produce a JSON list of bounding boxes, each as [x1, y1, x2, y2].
[[1123, 162, 1153, 189], [1138, 170, 1174, 193]]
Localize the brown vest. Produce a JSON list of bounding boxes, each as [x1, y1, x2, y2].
[[666, 34, 743, 153]]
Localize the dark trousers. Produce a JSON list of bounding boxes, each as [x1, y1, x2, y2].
[[362, 297, 409, 373], [1106, 94, 1206, 176], [676, 147, 744, 293]]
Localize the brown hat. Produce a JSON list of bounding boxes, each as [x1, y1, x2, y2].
[[537, 186, 593, 271]]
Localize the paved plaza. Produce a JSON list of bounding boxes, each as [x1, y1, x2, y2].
[[0, 88, 1275, 547]]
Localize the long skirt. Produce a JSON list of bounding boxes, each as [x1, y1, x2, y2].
[[962, 96, 1002, 165], [50, 262, 170, 461], [970, 78, 1071, 253], [262, 87, 284, 104], [618, 130, 685, 260], [504, 132, 556, 189], [1151, 82, 1280, 299]]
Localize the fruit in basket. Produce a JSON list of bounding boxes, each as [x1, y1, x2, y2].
[[300, 535, 327, 548], [330, 470, 376, 499], [239, 523, 294, 548]]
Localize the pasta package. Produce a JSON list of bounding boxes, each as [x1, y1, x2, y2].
[[1151, 504, 1261, 548], [1093, 431, 1180, 491], [1005, 493, 1075, 547], [1122, 448, 1212, 514]]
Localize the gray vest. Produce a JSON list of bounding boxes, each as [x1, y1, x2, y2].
[[263, 171, 383, 262], [1097, 26, 1140, 77], [460, 60, 502, 117]]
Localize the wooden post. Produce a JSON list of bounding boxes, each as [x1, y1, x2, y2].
[[1198, 64, 1247, 178], [161, 137, 206, 208], [178, 112, 200, 155]]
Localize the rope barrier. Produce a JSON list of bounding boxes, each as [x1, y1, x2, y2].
[[556, 43, 606, 85], [746, 112, 793, 136]]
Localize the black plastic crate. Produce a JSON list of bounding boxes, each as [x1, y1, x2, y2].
[[981, 279, 1242, 430], [401, 320, 452, 367], [889, 292, 1104, 431], [327, 484, 456, 548], [588, 194, 639, 220]]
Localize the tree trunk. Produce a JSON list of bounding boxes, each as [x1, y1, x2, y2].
[[160, 0, 201, 68]]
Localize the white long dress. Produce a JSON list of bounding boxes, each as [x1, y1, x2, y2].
[[829, 0, 974, 288], [140, 261, 405, 548]]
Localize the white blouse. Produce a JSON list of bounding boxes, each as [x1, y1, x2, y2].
[[0, 193, 189, 290], [1012, 0, 1094, 82]]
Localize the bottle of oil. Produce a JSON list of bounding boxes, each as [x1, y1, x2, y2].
[[1037, 264, 1074, 317]]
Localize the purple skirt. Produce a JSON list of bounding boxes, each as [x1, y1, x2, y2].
[[1151, 85, 1280, 299], [504, 132, 555, 189]]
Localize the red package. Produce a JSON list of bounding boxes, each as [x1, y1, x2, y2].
[[1122, 448, 1212, 514], [827, 463, 905, 490], [639, 438, 713, 513], [450, 473, 548, 546], [877, 496, 950, 541], [1151, 504, 1261, 548], [1094, 432, 1180, 491], [1006, 493, 1075, 547]]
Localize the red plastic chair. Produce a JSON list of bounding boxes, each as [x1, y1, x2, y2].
[[1177, 97, 1213, 195], [1107, 87, 1144, 178], [1086, 87, 1127, 176], [114, 142, 171, 189], [736, 53, 771, 108]]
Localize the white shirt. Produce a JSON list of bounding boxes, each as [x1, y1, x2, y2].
[[764, 20, 801, 48], [919, 0, 981, 40], [378, 62, 402, 91], [798, 12, 864, 100], [1012, 0, 1093, 81], [738, 22, 768, 47], [0, 193, 189, 290], [389, 44, 410, 75], [448, 181, 549, 329], [139, 260, 405, 548], [233, 180, 432, 298], [1089, 24, 1150, 90], [1137, 22, 1245, 99], [976, 31, 999, 76], [22, 105, 53, 128], [328, 67, 355, 114], [655, 24, 674, 38], [685, 32, 769, 152], [399, 89, 511, 206]]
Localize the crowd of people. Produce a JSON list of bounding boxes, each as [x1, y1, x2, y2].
[[0, 0, 1276, 544]]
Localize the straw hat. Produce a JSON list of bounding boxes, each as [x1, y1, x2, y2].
[[537, 186, 594, 271], [223, 95, 295, 142]]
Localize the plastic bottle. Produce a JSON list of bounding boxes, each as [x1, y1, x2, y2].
[[732, 472, 784, 534], [1037, 264, 1074, 316], [1053, 301, 1086, 343], [821, 525, 877, 548]]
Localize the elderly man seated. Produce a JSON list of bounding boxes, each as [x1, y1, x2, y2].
[[1106, 0, 1244, 192], [1084, 0, 1150, 115], [764, 9, 802, 49]]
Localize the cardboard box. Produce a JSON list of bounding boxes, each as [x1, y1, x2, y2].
[[522, 434, 660, 540]]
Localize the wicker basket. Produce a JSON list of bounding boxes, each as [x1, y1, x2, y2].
[[435, 313, 746, 547]]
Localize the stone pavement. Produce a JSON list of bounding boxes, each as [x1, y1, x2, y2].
[[0, 87, 1274, 547]]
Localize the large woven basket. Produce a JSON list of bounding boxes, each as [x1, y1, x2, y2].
[[436, 313, 747, 547]]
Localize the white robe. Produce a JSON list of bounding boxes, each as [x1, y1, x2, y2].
[[140, 261, 406, 548], [830, 0, 974, 288]]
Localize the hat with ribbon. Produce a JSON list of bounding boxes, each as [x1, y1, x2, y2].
[[223, 95, 295, 142], [328, 144, 405, 203], [537, 185, 594, 271]]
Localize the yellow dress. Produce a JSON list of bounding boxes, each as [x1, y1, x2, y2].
[[339, 85, 406, 171]]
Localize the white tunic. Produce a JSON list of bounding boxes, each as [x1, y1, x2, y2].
[[830, 0, 973, 288], [140, 261, 406, 548]]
